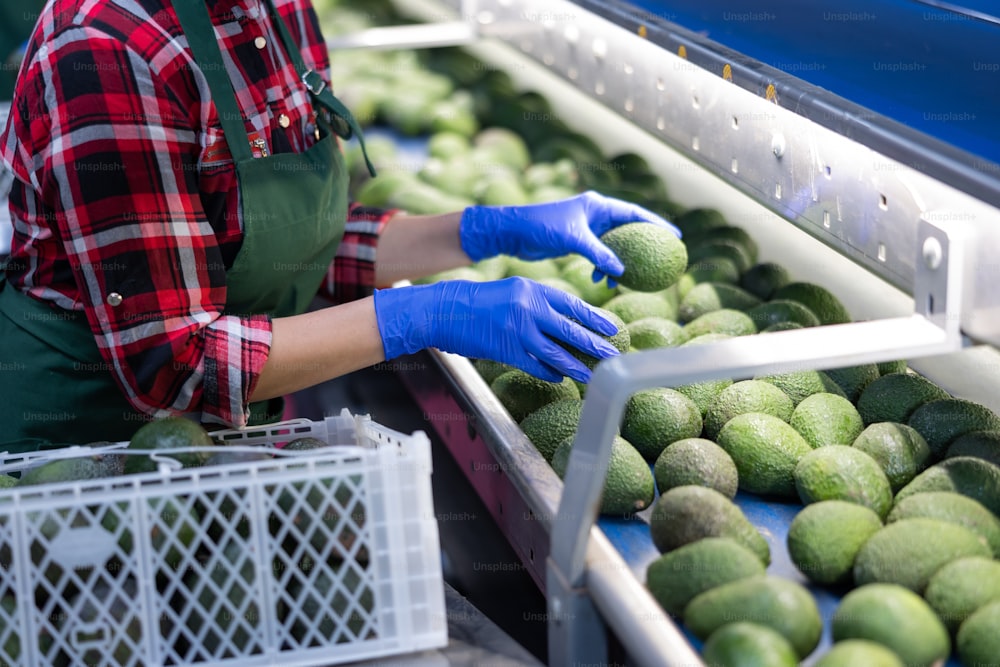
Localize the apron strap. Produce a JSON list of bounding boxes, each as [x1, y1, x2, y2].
[[172, 0, 254, 163], [173, 0, 377, 176], [260, 0, 377, 177]]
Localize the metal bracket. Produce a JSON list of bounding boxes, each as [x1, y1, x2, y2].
[[326, 0, 483, 51], [547, 218, 969, 666]]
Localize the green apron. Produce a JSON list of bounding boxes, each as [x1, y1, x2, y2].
[[0, 0, 374, 453]]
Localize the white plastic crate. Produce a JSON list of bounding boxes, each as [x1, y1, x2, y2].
[[0, 410, 447, 666]]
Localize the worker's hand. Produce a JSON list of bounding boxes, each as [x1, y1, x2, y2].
[[458, 191, 680, 281], [373, 277, 620, 383]]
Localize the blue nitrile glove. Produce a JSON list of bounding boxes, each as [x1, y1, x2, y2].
[[459, 190, 681, 284], [373, 277, 621, 383]]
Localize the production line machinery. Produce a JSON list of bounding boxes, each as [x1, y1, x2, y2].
[[330, 1, 1000, 664]]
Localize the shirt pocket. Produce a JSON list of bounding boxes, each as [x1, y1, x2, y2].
[[199, 126, 234, 170]]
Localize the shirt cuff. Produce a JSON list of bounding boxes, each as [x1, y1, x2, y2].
[[322, 203, 396, 303], [199, 314, 272, 429]]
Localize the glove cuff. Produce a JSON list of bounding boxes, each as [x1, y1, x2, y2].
[[459, 205, 501, 262], [373, 286, 427, 360]]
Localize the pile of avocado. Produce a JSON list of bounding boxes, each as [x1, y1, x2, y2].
[[0, 418, 371, 664], [251, 2, 1000, 663], [334, 15, 1000, 665]]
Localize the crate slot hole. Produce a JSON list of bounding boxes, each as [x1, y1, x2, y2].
[[877, 243, 887, 262], [879, 193, 888, 210], [731, 158, 738, 174], [823, 211, 831, 228], [692, 136, 700, 151], [775, 182, 782, 199], [732, 115, 739, 129]]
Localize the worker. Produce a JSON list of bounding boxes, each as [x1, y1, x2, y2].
[[0, 0, 675, 452]]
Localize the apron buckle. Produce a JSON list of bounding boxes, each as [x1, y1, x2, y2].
[[302, 70, 326, 96]]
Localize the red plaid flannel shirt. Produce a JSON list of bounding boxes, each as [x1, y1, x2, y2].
[[0, 0, 393, 428]]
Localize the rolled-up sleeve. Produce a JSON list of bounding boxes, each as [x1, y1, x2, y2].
[[320, 202, 396, 303], [24, 27, 271, 428]]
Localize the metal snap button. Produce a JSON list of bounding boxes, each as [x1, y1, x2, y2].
[[254, 36, 267, 50], [106, 292, 123, 307], [278, 114, 291, 129]]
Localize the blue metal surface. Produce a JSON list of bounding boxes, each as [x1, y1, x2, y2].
[[612, 0, 1000, 165], [599, 486, 963, 666]]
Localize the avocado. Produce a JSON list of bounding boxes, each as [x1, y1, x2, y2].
[[682, 309, 757, 338], [503, 258, 561, 281], [559, 257, 618, 306], [855, 372, 950, 425], [924, 557, 1000, 633], [684, 575, 822, 658], [676, 257, 741, 297], [853, 518, 991, 592], [786, 500, 883, 586], [621, 388, 703, 461], [472, 127, 531, 170], [626, 317, 687, 349], [946, 429, 1000, 466], [824, 364, 880, 402], [674, 335, 735, 417], [789, 393, 864, 448], [204, 448, 273, 467], [472, 256, 509, 281], [599, 223, 687, 292], [429, 97, 478, 137], [701, 622, 798, 667], [717, 412, 814, 498], [677, 282, 761, 322], [414, 266, 485, 284], [894, 456, 1000, 516], [534, 277, 582, 299], [878, 359, 908, 375], [475, 174, 531, 206], [673, 207, 728, 235], [794, 445, 893, 517], [123, 416, 216, 474], [832, 583, 949, 667], [746, 299, 821, 330], [386, 180, 474, 215], [908, 398, 1000, 459], [682, 225, 759, 265], [553, 308, 630, 376], [418, 156, 483, 198], [648, 486, 770, 564], [852, 422, 932, 492], [17, 454, 125, 486], [704, 380, 794, 441], [739, 262, 791, 300], [653, 438, 738, 499], [887, 492, 1000, 557], [755, 370, 846, 405], [550, 435, 654, 516], [812, 640, 904, 667], [645, 538, 765, 618], [491, 370, 580, 422], [601, 292, 676, 324], [687, 239, 753, 274], [772, 281, 851, 325], [283, 436, 329, 451], [956, 599, 1000, 667], [0, 474, 17, 489], [519, 399, 584, 462], [427, 131, 471, 159]]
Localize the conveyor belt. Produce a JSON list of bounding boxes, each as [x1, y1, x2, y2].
[[614, 0, 1000, 165]]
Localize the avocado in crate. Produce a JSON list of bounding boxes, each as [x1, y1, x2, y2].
[[0, 410, 445, 667]]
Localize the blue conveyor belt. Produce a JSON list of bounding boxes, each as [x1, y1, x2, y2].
[[612, 0, 1000, 165]]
